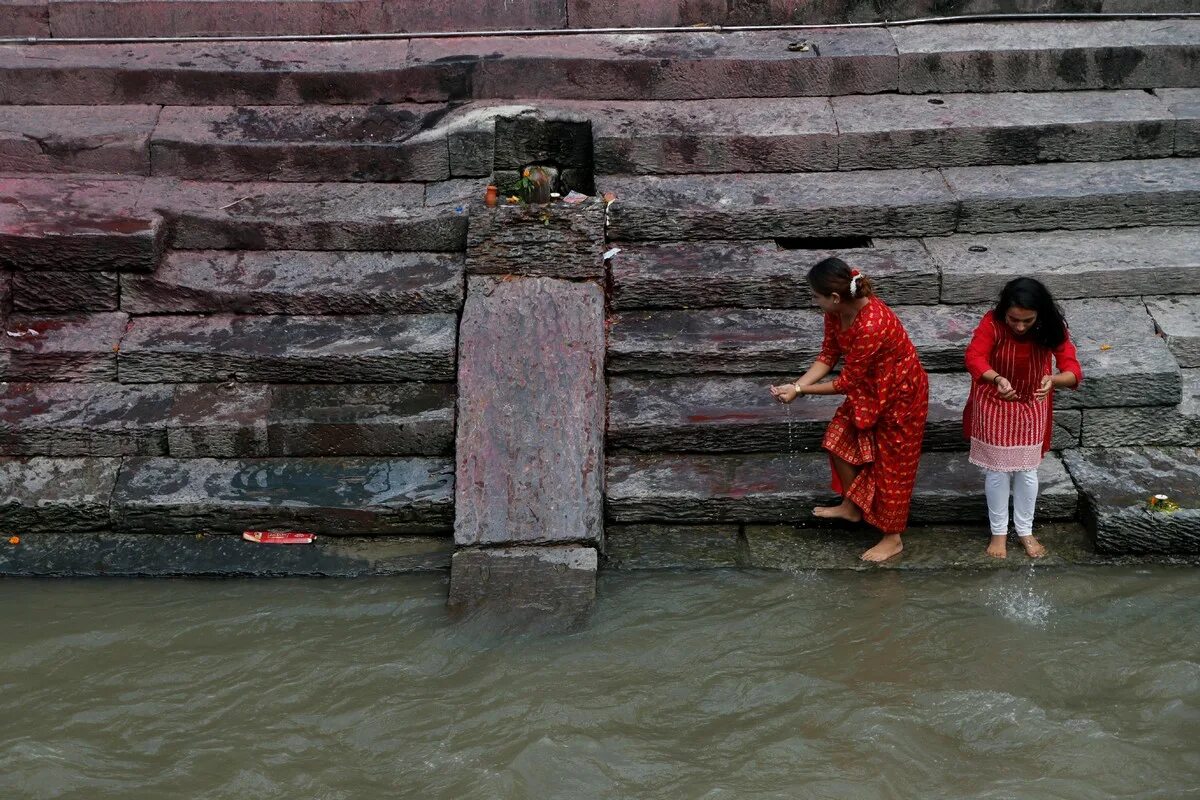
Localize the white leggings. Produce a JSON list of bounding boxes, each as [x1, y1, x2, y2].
[[984, 469, 1038, 537]]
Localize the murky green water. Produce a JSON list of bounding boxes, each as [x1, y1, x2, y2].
[[3, 568, 1199, 799]]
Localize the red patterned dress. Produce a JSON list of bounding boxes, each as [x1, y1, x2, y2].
[[817, 297, 930, 534], [963, 311, 1083, 470]]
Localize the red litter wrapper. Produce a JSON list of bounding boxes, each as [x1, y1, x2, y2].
[[243, 530, 315, 544]]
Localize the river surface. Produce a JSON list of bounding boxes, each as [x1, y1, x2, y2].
[[2, 568, 1199, 799]]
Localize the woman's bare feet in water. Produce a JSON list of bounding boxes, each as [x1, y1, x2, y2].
[[862, 534, 903, 563], [813, 501, 862, 523], [986, 535, 1007, 559], [1019, 535, 1046, 558]]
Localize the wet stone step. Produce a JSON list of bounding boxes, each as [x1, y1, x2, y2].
[[943, 158, 1200, 233], [0, 178, 165, 273], [605, 451, 1078, 525], [607, 372, 1080, 454], [607, 298, 1182, 409], [150, 104, 453, 183], [1, 313, 127, 383], [117, 313, 457, 384], [609, 239, 939, 310], [0, 382, 455, 458], [120, 251, 465, 315], [158, 180, 468, 252], [13, 271, 119, 313], [110, 456, 455, 535], [0, 456, 121, 533], [0, 533, 455, 578], [1160, 88, 1200, 156], [928, 226, 1200, 304], [1082, 369, 1200, 448], [894, 20, 1200, 94], [1145, 296, 1200, 368], [0, 105, 157, 176], [1063, 447, 1200, 554], [604, 169, 958, 242]]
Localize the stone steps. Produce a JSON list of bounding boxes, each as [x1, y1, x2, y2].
[[605, 158, 1200, 241], [1081, 369, 1200, 447], [0, 455, 455, 535], [4, 0, 1189, 39], [608, 372, 1083, 454], [605, 450, 1078, 525], [610, 227, 1200, 310], [0, 381, 455, 457], [120, 250, 465, 315], [1146, 295, 1200, 368], [0, 177, 468, 261], [5, 89, 1186, 181], [607, 298, 1182, 408], [1, 311, 457, 383], [1, 22, 1197, 105]]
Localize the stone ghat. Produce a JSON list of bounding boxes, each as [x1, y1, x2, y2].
[[2, 0, 1190, 39]]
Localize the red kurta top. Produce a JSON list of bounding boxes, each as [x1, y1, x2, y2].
[[817, 297, 929, 535], [963, 311, 1083, 471]]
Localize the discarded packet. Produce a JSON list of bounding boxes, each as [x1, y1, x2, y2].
[[243, 530, 315, 544], [562, 191, 589, 204]]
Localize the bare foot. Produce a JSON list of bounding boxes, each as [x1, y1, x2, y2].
[[861, 534, 903, 562], [813, 501, 862, 523], [1020, 536, 1046, 558], [986, 535, 1008, 559]]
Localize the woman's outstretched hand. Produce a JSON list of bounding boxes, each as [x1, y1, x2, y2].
[[1033, 375, 1054, 401], [995, 376, 1019, 401], [770, 383, 799, 403]]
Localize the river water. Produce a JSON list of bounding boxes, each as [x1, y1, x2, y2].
[[3, 567, 1198, 799]]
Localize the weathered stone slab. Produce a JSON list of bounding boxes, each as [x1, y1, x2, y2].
[[0, 40, 420, 106], [834, 90, 1174, 169], [0, 382, 171, 457], [1063, 447, 1200, 554], [111, 456, 455, 535], [604, 524, 742, 570], [385, 0, 565, 32], [13, 270, 118, 312], [456, 276, 605, 546], [895, 21, 1200, 93], [943, 158, 1200, 233], [610, 239, 938, 310], [605, 169, 957, 241], [410, 29, 897, 101], [606, 451, 1077, 524], [1058, 298, 1182, 409], [0, 178, 165, 273], [1160, 88, 1200, 157], [1145, 295, 1200, 368], [740, 521, 1200, 572], [465, 199, 606, 279], [264, 383, 455, 457], [157, 180, 468, 252], [606, 304, 984, 375], [930, 226, 1200, 304], [0, 0, 50, 36], [150, 105, 451, 183], [446, 545, 597, 629], [0, 456, 120, 533], [120, 250, 464, 315], [118, 313, 457, 384], [163, 382, 271, 458], [1, 312, 126, 382], [0, 105, 156, 176], [1082, 369, 1200, 448], [47, 0, 326, 36], [0, 532, 454, 577]]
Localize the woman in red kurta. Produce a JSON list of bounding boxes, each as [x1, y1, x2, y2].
[[771, 257, 929, 563], [963, 277, 1081, 559]]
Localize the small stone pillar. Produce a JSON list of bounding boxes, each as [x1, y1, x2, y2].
[[449, 197, 606, 627]]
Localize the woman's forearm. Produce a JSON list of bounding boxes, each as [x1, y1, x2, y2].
[[1053, 370, 1078, 388], [794, 361, 832, 387], [799, 380, 841, 396]]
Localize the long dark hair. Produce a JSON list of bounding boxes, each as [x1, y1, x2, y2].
[[995, 277, 1067, 349], [807, 257, 874, 300]]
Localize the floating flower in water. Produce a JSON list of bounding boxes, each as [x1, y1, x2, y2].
[[7, 536, 19, 545]]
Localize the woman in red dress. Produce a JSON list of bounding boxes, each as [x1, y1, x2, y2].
[[770, 257, 929, 562], [964, 277, 1081, 559]]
